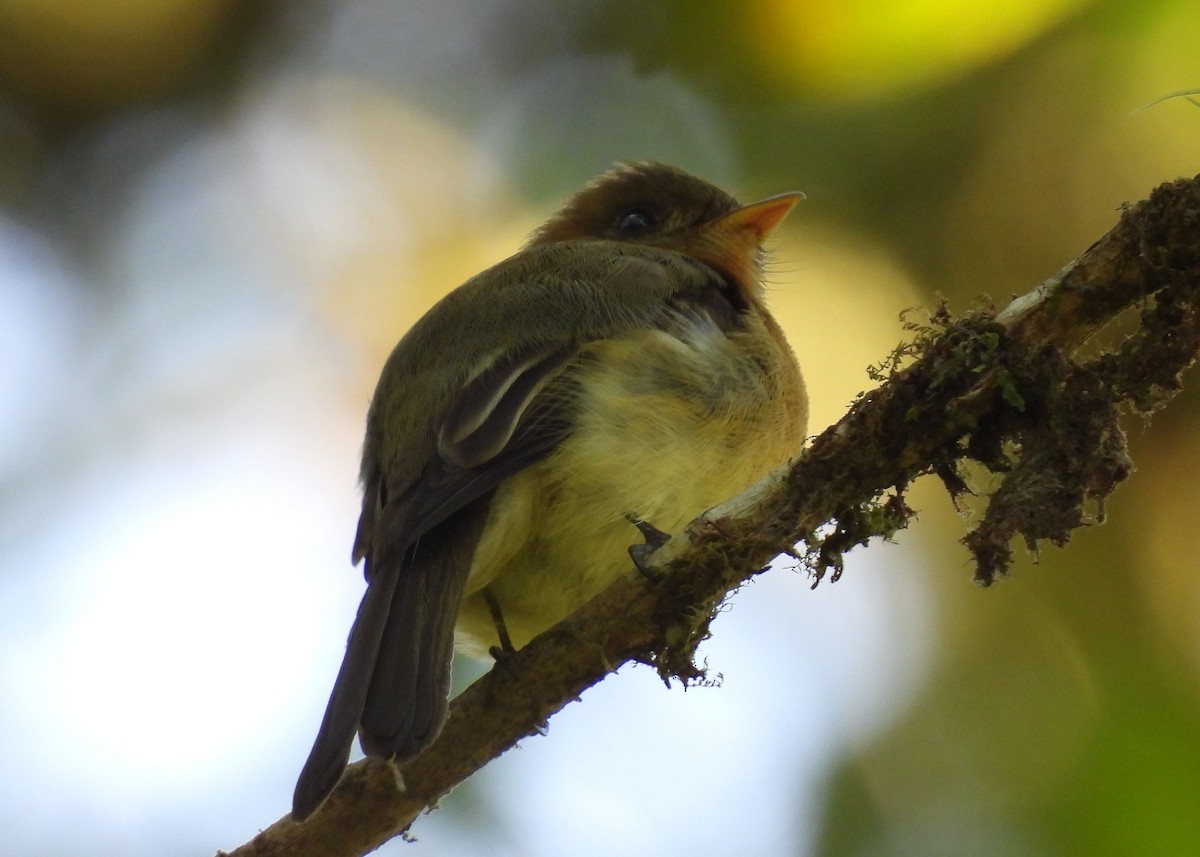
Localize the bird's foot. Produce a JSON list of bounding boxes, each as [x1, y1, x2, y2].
[[625, 513, 671, 581], [483, 586, 520, 676]]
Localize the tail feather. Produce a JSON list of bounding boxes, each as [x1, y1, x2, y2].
[[291, 564, 399, 820], [358, 498, 488, 758], [290, 494, 491, 821], [358, 551, 462, 758]]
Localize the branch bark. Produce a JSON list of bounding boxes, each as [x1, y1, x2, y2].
[[221, 174, 1200, 857]]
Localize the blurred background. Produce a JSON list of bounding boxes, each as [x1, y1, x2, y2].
[[0, 1, 1197, 855]]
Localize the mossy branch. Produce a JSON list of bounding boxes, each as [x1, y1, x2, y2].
[[221, 175, 1200, 857]]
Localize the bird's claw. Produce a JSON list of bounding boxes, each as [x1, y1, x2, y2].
[[625, 514, 671, 581]]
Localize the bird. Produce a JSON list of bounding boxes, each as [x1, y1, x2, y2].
[[292, 161, 808, 820]]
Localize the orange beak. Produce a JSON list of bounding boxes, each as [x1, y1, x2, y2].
[[718, 191, 805, 239], [691, 191, 804, 289]]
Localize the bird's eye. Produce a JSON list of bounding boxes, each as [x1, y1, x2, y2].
[[614, 208, 657, 236]]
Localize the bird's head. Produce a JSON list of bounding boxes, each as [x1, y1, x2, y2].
[[528, 161, 802, 291]]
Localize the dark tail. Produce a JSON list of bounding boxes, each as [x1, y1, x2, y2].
[[291, 563, 399, 821], [291, 496, 490, 821]]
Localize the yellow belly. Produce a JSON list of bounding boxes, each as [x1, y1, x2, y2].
[[454, 317, 806, 657]]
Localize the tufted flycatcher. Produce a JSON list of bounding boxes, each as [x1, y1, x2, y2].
[[292, 162, 808, 820]]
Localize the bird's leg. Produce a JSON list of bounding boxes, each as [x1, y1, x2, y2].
[[625, 513, 671, 580], [482, 586, 550, 737], [482, 586, 517, 662]]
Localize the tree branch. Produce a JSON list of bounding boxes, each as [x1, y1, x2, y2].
[[221, 175, 1200, 857]]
